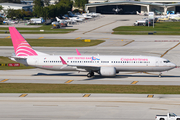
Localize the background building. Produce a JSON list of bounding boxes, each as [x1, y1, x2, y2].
[[86, 0, 180, 14], [20, 0, 59, 5], [0, 3, 33, 11]]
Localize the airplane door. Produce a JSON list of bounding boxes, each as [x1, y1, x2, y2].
[[155, 60, 159, 67], [35, 58, 38, 65]]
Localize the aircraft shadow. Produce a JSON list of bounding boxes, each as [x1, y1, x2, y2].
[[32, 72, 86, 77], [84, 75, 180, 80], [116, 75, 180, 78], [32, 73, 180, 79]]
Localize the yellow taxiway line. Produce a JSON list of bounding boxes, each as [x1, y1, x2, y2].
[[19, 94, 28, 97], [83, 94, 91, 97], [65, 80, 74, 83], [75, 37, 81, 39], [5, 36, 10, 39], [147, 95, 154, 98], [0, 79, 9, 83], [38, 37, 44, 39], [131, 81, 138, 84]]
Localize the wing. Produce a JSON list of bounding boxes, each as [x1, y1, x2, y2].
[[76, 49, 81, 55], [60, 56, 100, 72]]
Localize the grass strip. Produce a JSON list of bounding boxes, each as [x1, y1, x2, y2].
[[0, 83, 180, 94], [113, 22, 180, 35], [0, 25, 76, 34], [0, 57, 33, 70], [0, 38, 104, 47]]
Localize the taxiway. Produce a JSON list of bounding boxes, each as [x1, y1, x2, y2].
[[0, 14, 180, 120]]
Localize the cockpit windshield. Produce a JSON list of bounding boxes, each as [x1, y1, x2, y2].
[[163, 60, 170, 63]]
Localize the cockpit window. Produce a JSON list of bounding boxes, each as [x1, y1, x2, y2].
[[163, 60, 170, 63]]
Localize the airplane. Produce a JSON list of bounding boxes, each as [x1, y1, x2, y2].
[[68, 11, 92, 19], [55, 17, 69, 26], [158, 16, 170, 21], [136, 11, 148, 16], [171, 17, 180, 21], [9, 27, 176, 78], [86, 12, 101, 17], [112, 6, 122, 14], [63, 14, 85, 22]]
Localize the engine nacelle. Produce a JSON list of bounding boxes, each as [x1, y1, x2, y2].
[[100, 67, 116, 76]]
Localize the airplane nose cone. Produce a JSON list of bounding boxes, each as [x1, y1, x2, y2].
[[171, 63, 176, 68]]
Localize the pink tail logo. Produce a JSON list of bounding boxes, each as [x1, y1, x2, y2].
[[9, 27, 38, 56]]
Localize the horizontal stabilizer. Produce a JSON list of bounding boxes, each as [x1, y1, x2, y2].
[[10, 56, 27, 59]]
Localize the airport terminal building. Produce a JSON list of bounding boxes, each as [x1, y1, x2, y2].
[[86, 0, 180, 14]]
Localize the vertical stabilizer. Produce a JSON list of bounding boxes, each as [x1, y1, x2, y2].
[[9, 27, 38, 56]]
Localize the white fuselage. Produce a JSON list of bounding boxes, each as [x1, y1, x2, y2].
[[15, 55, 176, 72]]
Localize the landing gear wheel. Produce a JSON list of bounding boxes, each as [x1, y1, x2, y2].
[[87, 73, 91, 78], [91, 72, 94, 76], [159, 73, 162, 78], [87, 72, 94, 78]]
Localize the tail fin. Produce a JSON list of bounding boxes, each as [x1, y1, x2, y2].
[[9, 27, 38, 56], [55, 17, 60, 21]]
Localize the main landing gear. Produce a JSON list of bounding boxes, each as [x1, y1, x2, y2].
[[87, 72, 94, 78]]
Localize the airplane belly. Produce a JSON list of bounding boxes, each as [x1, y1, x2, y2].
[[37, 65, 77, 71], [116, 66, 173, 72]]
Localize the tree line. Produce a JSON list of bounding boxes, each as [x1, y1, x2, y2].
[[0, 0, 89, 20]]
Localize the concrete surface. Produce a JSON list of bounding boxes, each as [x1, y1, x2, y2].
[[1, 14, 180, 120]]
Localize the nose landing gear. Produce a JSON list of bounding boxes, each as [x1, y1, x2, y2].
[[159, 73, 162, 78]]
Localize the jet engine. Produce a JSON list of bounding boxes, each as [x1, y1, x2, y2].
[[100, 67, 116, 76]]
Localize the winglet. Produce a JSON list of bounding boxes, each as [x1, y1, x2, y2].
[[60, 56, 67, 65], [76, 49, 81, 55]]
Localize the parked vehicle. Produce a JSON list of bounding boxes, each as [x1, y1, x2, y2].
[[155, 113, 180, 120], [134, 19, 153, 26], [30, 17, 45, 24], [3, 20, 18, 24]]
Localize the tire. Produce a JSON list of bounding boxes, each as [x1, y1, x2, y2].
[[91, 72, 94, 76], [176, 118, 180, 120], [160, 118, 164, 120], [87, 73, 91, 78]]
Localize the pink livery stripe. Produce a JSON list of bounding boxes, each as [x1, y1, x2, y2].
[[9, 27, 38, 56]]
